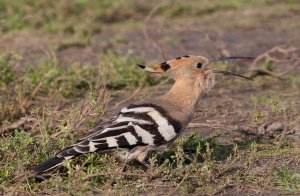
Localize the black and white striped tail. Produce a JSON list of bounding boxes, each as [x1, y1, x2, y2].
[[32, 156, 65, 175], [32, 103, 182, 174]]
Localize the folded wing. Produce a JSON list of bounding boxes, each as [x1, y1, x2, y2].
[[32, 103, 182, 174]]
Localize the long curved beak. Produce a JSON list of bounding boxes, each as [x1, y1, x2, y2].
[[207, 56, 254, 80], [210, 56, 254, 62], [212, 70, 253, 80]]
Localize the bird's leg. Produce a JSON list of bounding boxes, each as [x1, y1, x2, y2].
[[117, 146, 159, 180], [139, 159, 155, 182], [118, 149, 130, 173], [139, 160, 151, 169], [120, 158, 129, 173], [135, 146, 157, 181], [155, 145, 168, 165], [108, 153, 130, 186], [116, 147, 152, 172]]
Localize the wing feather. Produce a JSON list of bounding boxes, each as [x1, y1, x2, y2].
[[33, 102, 183, 174]]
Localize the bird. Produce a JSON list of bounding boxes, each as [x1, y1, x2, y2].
[[32, 55, 253, 175]]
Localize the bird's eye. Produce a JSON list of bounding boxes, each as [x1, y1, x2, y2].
[[195, 63, 203, 68]]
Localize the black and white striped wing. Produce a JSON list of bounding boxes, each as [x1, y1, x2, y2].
[[58, 103, 182, 157], [32, 103, 182, 174]]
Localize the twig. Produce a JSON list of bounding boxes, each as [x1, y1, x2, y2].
[[205, 33, 231, 57], [167, 167, 191, 196], [85, 171, 156, 179], [212, 183, 234, 195], [50, 73, 110, 139], [20, 67, 59, 110], [167, 143, 201, 195], [0, 117, 37, 135], [248, 45, 300, 80], [216, 165, 245, 178], [188, 121, 289, 137], [142, 1, 176, 60], [251, 45, 299, 68], [57, 41, 87, 51], [249, 68, 285, 80], [187, 122, 235, 130], [110, 82, 144, 110]]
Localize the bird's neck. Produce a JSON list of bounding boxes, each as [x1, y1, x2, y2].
[[163, 78, 205, 118]]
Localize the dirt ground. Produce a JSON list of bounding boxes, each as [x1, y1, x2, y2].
[[0, 1, 299, 195]]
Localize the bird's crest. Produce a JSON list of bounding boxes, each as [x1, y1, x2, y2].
[[137, 55, 200, 73]]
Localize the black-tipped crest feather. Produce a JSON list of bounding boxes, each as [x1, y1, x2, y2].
[[137, 64, 146, 69]]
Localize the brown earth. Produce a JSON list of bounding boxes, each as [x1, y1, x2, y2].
[[0, 3, 299, 195]]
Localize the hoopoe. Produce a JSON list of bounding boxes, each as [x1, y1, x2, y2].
[[32, 55, 253, 175]]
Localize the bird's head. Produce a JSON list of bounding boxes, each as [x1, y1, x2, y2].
[[138, 55, 254, 79], [138, 55, 253, 94]]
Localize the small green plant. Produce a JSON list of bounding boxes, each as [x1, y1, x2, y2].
[[0, 55, 14, 89], [263, 61, 276, 71], [100, 51, 147, 89], [274, 167, 300, 193]]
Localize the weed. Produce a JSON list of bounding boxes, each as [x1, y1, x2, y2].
[[274, 167, 300, 193], [0, 0, 283, 34], [100, 51, 147, 89], [0, 55, 14, 88], [0, 0, 299, 195]]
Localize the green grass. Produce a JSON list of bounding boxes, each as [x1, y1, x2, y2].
[[100, 51, 147, 89], [0, 0, 300, 195], [0, 51, 156, 123], [1, 127, 298, 195], [1, 0, 295, 35], [0, 41, 299, 196], [274, 167, 300, 193]]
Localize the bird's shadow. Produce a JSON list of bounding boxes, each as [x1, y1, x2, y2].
[[154, 133, 259, 167]]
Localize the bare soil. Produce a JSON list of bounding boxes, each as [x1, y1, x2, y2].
[[0, 2, 299, 195]]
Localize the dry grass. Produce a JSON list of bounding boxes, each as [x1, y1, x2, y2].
[[0, 0, 300, 195], [1, 51, 299, 195]]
